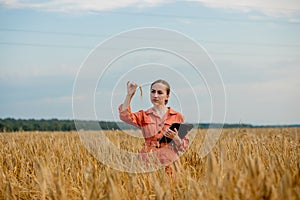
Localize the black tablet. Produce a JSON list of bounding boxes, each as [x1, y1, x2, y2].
[[158, 123, 193, 144]]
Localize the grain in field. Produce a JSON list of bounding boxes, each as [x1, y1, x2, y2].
[[0, 128, 299, 199]]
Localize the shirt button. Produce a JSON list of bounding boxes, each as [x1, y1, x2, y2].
[[158, 124, 162, 127]]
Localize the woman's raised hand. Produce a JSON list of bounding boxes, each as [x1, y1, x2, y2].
[[127, 81, 138, 97]]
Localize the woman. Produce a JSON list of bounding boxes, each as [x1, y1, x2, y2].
[[118, 79, 189, 176]]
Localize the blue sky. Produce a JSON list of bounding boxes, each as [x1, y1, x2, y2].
[[0, 0, 299, 125]]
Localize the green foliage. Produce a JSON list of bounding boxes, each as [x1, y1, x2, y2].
[[0, 118, 135, 132]]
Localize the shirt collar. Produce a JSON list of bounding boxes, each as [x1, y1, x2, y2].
[[145, 107, 177, 115]]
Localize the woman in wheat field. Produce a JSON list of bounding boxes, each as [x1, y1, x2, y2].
[[119, 79, 189, 176]]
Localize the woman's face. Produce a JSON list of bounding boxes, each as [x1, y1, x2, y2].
[[150, 83, 169, 106]]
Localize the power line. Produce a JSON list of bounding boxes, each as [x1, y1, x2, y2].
[[0, 41, 92, 49], [0, 41, 298, 58], [0, 28, 102, 38], [90, 10, 300, 24], [0, 28, 299, 48]]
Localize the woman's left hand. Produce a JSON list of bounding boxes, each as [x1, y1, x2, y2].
[[164, 128, 178, 139]]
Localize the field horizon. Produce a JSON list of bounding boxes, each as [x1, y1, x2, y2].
[[1, 118, 299, 133]]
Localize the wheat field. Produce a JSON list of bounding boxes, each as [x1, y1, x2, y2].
[[1, 128, 299, 199]]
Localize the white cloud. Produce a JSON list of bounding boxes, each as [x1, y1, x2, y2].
[[0, 0, 299, 16], [190, 0, 300, 16], [0, 0, 168, 12]]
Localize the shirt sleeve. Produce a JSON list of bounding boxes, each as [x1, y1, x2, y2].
[[118, 104, 143, 128], [174, 135, 189, 152]]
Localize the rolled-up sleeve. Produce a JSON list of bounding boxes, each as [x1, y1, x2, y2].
[[118, 104, 143, 128]]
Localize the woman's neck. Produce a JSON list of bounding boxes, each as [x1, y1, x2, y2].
[[153, 105, 167, 111], [152, 105, 168, 118]]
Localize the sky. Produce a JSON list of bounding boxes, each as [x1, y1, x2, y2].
[[0, 0, 300, 125]]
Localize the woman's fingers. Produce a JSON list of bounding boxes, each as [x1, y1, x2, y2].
[[127, 81, 138, 89], [126, 81, 138, 96], [164, 128, 178, 139], [168, 128, 178, 135]]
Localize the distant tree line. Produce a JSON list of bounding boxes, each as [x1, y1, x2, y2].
[[0, 118, 136, 132], [0, 118, 298, 132]]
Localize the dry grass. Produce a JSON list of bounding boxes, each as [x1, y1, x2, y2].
[[1, 128, 299, 199]]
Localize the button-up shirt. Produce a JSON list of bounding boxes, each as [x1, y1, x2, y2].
[[118, 104, 189, 153]]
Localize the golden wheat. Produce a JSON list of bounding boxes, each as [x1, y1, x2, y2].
[[0, 128, 299, 199]]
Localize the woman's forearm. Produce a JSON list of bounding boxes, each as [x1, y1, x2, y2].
[[121, 81, 138, 111], [119, 93, 142, 128], [173, 135, 189, 152], [121, 94, 133, 111]]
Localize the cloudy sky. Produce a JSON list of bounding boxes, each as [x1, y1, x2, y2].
[[0, 0, 299, 125]]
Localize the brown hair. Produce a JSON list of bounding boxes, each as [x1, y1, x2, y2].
[[150, 79, 170, 105]]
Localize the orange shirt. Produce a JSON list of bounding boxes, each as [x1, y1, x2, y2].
[[118, 104, 189, 152]]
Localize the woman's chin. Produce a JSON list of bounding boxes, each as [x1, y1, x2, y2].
[[152, 102, 164, 106]]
